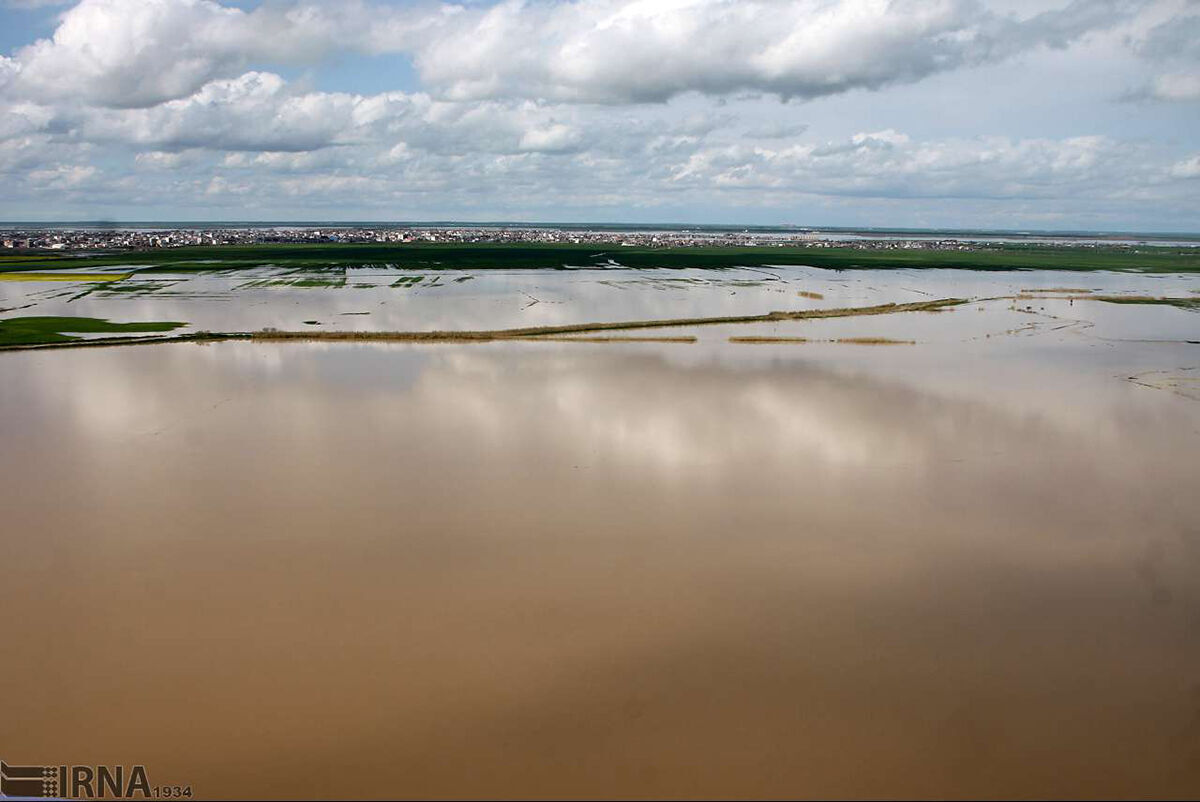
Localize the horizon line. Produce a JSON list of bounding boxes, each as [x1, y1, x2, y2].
[[2, 221, 1199, 238]]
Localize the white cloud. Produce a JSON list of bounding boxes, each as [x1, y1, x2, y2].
[[0, 99, 53, 139], [1141, 72, 1200, 101], [518, 122, 583, 152], [1, 0, 433, 108], [851, 129, 911, 147], [408, 0, 1142, 103], [27, 162, 96, 188], [80, 72, 376, 151], [3, 1, 72, 7], [55, 72, 607, 158], [1125, 9, 1200, 102], [743, 122, 809, 139], [134, 150, 199, 169], [665, 131, 1146, 199], [0, 0, 1194, 227], [10, 0, 256, 108], [1170, 155, 1200, 179], [1, 63, 1195, 222], [1135, 10, 1200, 60], [0, 56, 16, 90], [0, 0, 1150, 110]]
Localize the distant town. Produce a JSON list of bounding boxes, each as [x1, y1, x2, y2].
[[0, 225, 1161, 253]]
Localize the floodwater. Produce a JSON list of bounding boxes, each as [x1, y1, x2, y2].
[[1, 269, 1199, 799], [2, 263, 1197, 337]]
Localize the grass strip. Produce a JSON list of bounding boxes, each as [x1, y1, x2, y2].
[[0, 316, 185, 346]]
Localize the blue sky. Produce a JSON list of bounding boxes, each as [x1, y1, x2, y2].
[[0, 0, 1197, 229]]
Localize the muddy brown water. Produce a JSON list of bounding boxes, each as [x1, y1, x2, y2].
[[1, 329, 1199, 799]]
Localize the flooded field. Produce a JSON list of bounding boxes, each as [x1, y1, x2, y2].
[[1, 266, 1199, 798], [1, 262, 1197, 342]]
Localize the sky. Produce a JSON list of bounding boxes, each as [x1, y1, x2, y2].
[[0, 0, 1197, 229]]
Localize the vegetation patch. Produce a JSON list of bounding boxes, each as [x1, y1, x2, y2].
[[1020, 287, 1094, 293], [0, 316, 185, 346], [797, 291, 825, 299], [729, 335, 915, 345], [1084, 295, 1200, 310], [0, 298, 1001, 350], [291, 276, 346, 288], [835, 337, 916, 345], [95, 280, 177, 295], [729, 336, 811, 343], [236, 275, 346, 289], [244, 298, 964, 342], [0, 272, 132, 282], [533, 336, 697, 343], [137, 261, 273, 273]]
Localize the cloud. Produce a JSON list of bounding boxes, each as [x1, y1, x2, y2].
[[27, 162, 96, 188], [743, 122, 809, 139], [664, 131, 1149, 199], [9, 0, 258, 108], [1135, 11, 1200, 60], [84, 71, 370, 151], [517, 122, 583, 152], [1123, 71, 1200, 102], [0, 98, 53, 140], [2, 53, 1194, 217], [0, 0, 1148, 110], [57, 71, 603, 157], [1124, 9, 1200, 101], [15, 99, 1193, 212], [0, 0, 1193, 227], [134, 150, 196, 169], [407, 0, 1143, 103], [1144, 72, 1200, 101], [1170, 155, 1200, 179], [1, 0, 435, 109], [3, 0, 72, 7], [0, 56, 15, 89]]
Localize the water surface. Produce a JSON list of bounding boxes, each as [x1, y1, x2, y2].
[[1, 278, 1198, 799]]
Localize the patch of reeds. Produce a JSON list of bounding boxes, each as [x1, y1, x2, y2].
[[834, 337, 916, 345], [729, 336, 810, 344], [1084, 295, 1200, 309], [728, 336, 915, 345], [1019, 287, 1094, 293], [530, 336, 697, 343]]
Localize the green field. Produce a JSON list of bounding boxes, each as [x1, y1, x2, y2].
[[1, 242, 1198, 273], [0, 316, 185, 346], [0, 271, 133, 282]]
